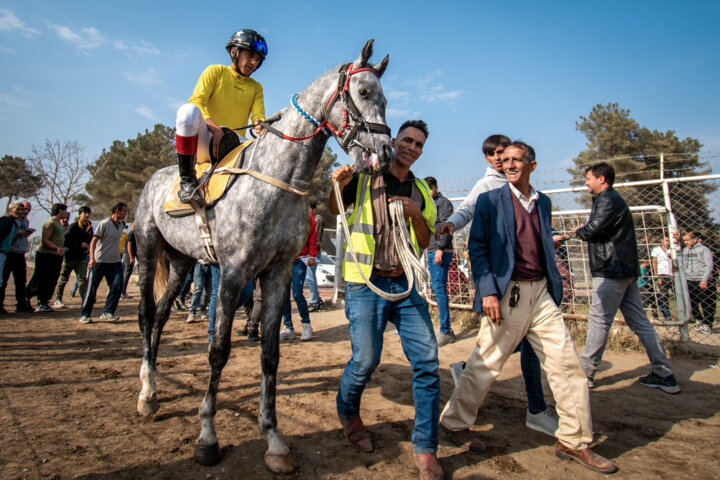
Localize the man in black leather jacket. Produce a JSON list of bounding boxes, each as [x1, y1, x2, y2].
[[574, 162, 680, 394]]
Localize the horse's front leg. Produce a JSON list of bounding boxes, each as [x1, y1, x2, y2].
[[194, 266, 247, 466], [258, 266, 296, 474]]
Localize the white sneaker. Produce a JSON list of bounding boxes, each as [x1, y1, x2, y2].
[[698, 324, 713, 335], [525, 407, 559, 437], [100, 312, 120, 322], [450, 361, 466, 387], [300, 323, 313, 341], [279, 327, 295, 341], [79, 315, 92, 324], [53, 299, 65, 308], [186, 311, 197, 323]]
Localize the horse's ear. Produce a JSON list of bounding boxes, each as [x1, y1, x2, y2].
[[374, 54, 389, 78], [353, 39, 374, 68]]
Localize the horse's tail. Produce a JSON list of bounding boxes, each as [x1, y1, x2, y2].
[[153, 255, 169, 304]]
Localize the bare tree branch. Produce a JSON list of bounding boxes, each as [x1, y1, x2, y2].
[[28, 139, 92, 214]]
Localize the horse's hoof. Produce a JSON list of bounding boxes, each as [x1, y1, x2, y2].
[[194, 442, 222, 466], [264, 453, 296, 474], [137, 396, 159, 416]]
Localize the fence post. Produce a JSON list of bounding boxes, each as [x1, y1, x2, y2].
[[659, 154, 689, 339], [665, 211, 691, 341]]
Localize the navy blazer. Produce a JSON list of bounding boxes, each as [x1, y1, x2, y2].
[[469, 183, 563, 313]]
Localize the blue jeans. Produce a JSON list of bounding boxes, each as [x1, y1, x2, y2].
[[516, 337, 547, 414], [179, 270, 193, 299], [0, 253, 5, 288], [337, 274, 440, 454], [427, 251, 453, 334], [81, 262, 123, 317], [305, 256, 321, 304], [207, 264, 254, 340], [581, 277, 673, 379], [190, 263, 212, 312], [283, 259, 310, 329]]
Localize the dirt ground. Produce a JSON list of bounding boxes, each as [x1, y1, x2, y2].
[[1, 280, 719, 480]]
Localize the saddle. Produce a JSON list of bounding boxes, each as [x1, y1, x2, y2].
[[162, 138, 254, 217]]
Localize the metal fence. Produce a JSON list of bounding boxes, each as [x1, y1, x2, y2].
[[333, 153, 720, 350]]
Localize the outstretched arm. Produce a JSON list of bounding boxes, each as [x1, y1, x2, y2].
[[328, 165, 354, 215], [575, 194, 616, 240]]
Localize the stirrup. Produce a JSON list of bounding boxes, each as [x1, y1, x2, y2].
[[178, 183, 205, 207]]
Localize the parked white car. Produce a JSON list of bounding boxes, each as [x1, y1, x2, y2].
[[315, 253, 336, 287]]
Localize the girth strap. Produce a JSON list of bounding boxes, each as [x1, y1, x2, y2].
[[194, 205, 218, 263], [213, 166, 309, 196]]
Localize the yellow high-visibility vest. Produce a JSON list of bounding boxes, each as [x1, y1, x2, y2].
[[342, 173, 435, 283]]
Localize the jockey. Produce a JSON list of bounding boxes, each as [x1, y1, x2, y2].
[[175, 28, 268, 204]]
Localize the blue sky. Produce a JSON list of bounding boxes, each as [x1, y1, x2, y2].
[[1, 0, 719, 197]]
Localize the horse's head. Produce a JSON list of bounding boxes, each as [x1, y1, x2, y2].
[[324, 40, 393, 173]]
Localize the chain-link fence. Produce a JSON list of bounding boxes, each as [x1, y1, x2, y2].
[[414, 153, 720, 350]]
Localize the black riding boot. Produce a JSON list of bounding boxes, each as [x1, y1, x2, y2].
[[177, 153, 201, 204]]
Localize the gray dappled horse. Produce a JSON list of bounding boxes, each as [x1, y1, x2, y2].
[[133, 40, 391, 473]]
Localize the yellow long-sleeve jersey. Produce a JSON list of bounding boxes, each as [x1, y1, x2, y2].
[[188, 64, 265, 136]]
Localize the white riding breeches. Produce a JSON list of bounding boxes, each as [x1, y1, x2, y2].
[[176, 103, 212, 164]]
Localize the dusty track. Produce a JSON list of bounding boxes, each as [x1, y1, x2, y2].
[[1, 282, 719, 479]]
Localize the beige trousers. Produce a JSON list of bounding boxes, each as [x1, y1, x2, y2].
[[440, 279, 593, 449]]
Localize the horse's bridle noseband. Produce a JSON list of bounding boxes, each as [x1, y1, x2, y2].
[[320, 63, 391, 153]]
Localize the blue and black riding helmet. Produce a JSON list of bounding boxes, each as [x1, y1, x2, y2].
[[226, 29, 268, 69]]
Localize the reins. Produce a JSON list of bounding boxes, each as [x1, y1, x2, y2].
[[235, 63, 391, 156]]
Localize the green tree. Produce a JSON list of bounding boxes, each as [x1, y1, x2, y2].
[[0, 155, 42, 212], [568, 103, 714, 238], [77, 124, 175, 220], [28, 139, 91, 214]]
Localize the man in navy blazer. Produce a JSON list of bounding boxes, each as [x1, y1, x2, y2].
[[440, 141, 617, 474]]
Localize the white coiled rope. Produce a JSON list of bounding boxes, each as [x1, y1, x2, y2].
[[333, 178, 428, 301]]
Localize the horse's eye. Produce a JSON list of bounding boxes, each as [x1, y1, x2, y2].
[[358, 89, 368, 96]]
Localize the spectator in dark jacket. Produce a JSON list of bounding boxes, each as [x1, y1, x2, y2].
[[54, 206, 93, 307], [0, 202, 35, 314], [0, 210, 17, 291], [574, 162, 679, 394], [121, 223, 137, 298], [424, 176, 456, 346]]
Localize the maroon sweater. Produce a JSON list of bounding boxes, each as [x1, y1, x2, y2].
[[510, 192, 545, 281]]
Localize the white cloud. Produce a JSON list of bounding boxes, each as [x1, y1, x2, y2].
[[135, 106, 158, 121], [0, 9, 39, 37], [114, 39, 160, 56], [0, 45, 18, 54], [420, 87, 463, 103], [387, 90, 410, 100], [125, 68, 161, 85], [407, 69, 463, 104], [0, 92, 25, 109], [51, 24, 104, 50], [387, 108, 420, 118]]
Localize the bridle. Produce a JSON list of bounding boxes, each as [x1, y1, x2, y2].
[[257, 63, 391, 156]]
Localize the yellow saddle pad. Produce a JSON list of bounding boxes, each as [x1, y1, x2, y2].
[[162, 139, 254, 217]]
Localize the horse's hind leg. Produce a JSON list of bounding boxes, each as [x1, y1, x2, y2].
[[137, 231, 164, 416], [137, 245, 195, 416], [257, 265, 296, 474]]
